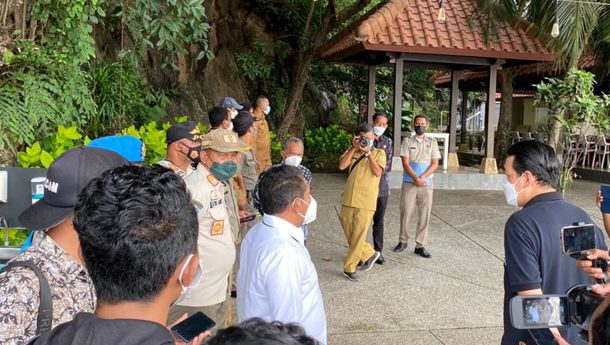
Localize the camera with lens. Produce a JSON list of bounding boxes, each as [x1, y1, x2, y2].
[[358, 136, 370, 149]]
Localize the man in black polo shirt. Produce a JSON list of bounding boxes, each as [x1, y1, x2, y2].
[[501, 140, 606, 345], [28, 165, 207, 344]]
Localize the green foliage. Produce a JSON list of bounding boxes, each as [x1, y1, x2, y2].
[[31, 0, 104, 65], [89, 60, 169, 137], [236, 39, 274, 81], [18, 126, 87, 168], [0, 42, 96, 152], [5, 228, 30, 247], [269, 131, 283, 163], [304, 125, 352, 155], [535, 68, 610, 192], [119, 0, 213, 69]]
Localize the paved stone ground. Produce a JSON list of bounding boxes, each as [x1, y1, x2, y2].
[[305, 174, 605, 345]]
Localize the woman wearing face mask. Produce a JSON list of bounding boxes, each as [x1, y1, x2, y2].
[[168, 128, 241, 329]]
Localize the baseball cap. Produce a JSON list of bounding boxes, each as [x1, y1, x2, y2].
[[219, 97, 244, 110], [166, 121, 203, 145], [201, 129, 240, 153], [18, 147, 128, 230], [87, 135, 144, 163], [232, 111, 254, 136]]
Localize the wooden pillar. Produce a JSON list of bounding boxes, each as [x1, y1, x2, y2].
[[392, 58, 404, 158], [367, 65, 376, 124], [481, 64, 498, 174], [460, 90, 468, 145], [447, 70, 461, 168]]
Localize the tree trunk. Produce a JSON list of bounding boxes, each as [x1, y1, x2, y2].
[[494, 68, 514, 163], [277, 51, 314, 138]]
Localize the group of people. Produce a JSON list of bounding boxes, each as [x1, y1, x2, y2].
[[338, 113, 441, 281], [0, 95, 324, 345]]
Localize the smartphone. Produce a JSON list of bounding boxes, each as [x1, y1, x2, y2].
[[601, 185, 610, 214], [170, 311, 216, 342], [239, 214, 256, 224], [528, 329, 560, 345], [560, 224, 596, 257], [510, 295, 569, 329]]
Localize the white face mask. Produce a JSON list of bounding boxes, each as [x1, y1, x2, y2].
[[503, 175, 524, 207], [373, 126, 386, 136], [230, 110, 238, 119], [294, 196, 317, 226], [284, 155, 302, 167], [228, 122, 234, 131], [172, 254, 203, 307]]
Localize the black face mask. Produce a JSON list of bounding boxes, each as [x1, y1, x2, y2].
[[414, 125, 425, 136], [185, 145, 202, 166]]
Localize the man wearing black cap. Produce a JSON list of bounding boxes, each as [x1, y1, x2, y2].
[[0, 147, 127, 344], [158, 121, 203, 177]]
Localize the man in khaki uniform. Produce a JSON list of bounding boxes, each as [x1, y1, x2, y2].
[[167, 129, 240, 330], [393, 115, 441, 258], [251, 95, 272, 174], [338, 124, 386, 282]]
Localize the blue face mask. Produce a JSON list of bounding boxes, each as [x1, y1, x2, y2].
[[210, 161, 237, 182], [263, 106, 271, 115]]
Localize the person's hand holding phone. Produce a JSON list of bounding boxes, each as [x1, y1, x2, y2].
[[168, 313, 211, 345], [575, 249, 610, 281]]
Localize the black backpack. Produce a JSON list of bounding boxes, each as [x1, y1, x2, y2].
[[0, 260, 53, 334]]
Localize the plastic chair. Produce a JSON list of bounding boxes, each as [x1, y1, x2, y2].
[[593, 136, 610, 170]]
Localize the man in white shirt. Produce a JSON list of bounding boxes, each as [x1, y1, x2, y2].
[[237, 165, 327, 344]]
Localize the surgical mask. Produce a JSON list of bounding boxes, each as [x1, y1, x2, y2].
[[252, 128, 258, 138], [172, 254, 203, 307], [369, 140, 375, 148], [373, 126, 386, 137], [414, 125, 425, 136], [503, 175, 524, 207], [227, 121, 234, 131], [230, 110, 238, 119], [210, 161, 237, 181], [185, 145, 201, 166], [263, 106, 271, 115], [304, 197, 317, 224], [284, 155, 302, 167]]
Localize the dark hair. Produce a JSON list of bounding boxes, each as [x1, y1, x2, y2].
[[241, 103, 253, 112], [372, 112, 387, 122], [254, 95, 268, 108], [207, 318, 320, 345], [209, 106, 229, 129], [358, 123, 373, 134], [506, 140, 560, 187], [73, 165, 198, 303], [591, 299, 610, 345], [414, 115, 429, 124], [258, 165, 306, 215]]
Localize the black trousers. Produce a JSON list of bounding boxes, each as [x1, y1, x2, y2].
[[372, 195, 389, 252]]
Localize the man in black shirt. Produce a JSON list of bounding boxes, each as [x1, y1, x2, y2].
[[28, 165, 207, 345], [501, 140, 606, 345]]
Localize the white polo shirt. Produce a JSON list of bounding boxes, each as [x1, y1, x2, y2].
[[237, 214, 327, 344]]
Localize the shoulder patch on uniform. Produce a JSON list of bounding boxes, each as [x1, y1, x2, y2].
[[207, 174, 219, 186]]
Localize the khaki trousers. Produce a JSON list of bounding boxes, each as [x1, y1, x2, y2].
[[167, 299, 227, 334], [399, 183, 433, 247], [340, 206, 376, 273]]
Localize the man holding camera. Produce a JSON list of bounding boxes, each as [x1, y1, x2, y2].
[[338, 124, 386, 282], [501, 140, 606, 345]]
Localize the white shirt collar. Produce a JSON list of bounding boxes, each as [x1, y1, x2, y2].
[[262, 214, 305, 245]]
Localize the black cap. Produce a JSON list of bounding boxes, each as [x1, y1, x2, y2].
[[18, 147, 128, 230], [233, 111, 254, 136], [166, 121, 203, 145]]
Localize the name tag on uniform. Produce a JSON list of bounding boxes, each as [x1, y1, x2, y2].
[[211, 220, 224, 236], [210, 190, 223, 208]]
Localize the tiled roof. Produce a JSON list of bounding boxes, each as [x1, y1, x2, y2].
[[319, 0, 554, 62]]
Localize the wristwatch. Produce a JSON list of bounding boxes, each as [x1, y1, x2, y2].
[[364, 152, 371, 157]]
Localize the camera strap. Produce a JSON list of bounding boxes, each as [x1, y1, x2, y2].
[[348, 154, 367, 176], [0, 260, 53, 334]]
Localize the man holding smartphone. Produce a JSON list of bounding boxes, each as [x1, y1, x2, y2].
[[26, 165, 207, 344], [501, 140, 606, 345]]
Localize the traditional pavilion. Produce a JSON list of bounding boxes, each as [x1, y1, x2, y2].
[[318, 0, 554, 173]]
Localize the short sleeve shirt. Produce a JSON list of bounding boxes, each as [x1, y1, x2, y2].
[[182, 165, 236, 306], [0, 234, 95, 345], [237, 144, 259, 191], [502, 192, 607, 345], [157, 159, 195, 178], [340, 149, 386, 211], [400, 135, 441, 164]]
